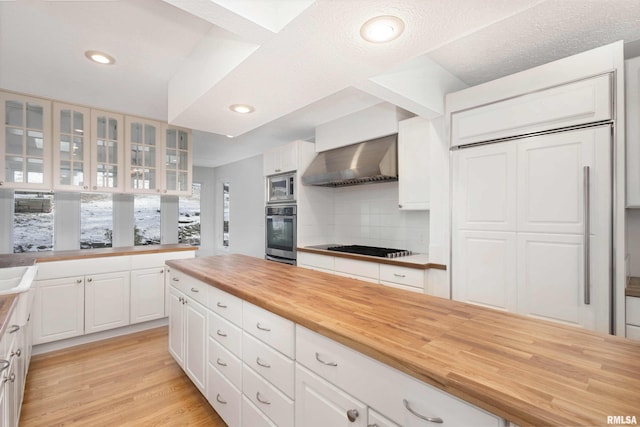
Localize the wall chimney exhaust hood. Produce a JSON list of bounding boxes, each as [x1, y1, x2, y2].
[[301, 134, 397, 187]]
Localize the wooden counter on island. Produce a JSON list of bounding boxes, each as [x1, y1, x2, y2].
[[167, 254, 640, 427]]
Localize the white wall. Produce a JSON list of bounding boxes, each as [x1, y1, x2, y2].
[[193, 166, 216, 256], [213, 155, 265, 258]]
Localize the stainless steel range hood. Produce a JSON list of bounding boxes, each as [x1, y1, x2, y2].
[[301, 134, 397, 187]]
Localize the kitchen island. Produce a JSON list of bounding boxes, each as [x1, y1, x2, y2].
[[167, 254, 640, 427]]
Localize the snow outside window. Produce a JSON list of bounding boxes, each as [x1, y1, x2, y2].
[[81, 193, 113, 249], [13, 191, 54, 253], [134, 194, 160, 245], [179, 182, 200, 246]]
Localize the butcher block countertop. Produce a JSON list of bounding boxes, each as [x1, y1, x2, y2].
[[167, 254, 640, 427], [0, 295, 17, 339], [298, 245, 447, 270], [0, 243, 196, 267], [627, 277, 640, 297]]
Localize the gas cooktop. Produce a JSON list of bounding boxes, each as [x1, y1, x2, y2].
[[326, 245, 412, 258]]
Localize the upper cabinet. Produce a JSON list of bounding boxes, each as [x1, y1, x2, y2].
[[0, 90, 192, 195], [163, 126, 192, 196], [125, 117, 162, 194], [263, 140, 298, 176], [398, 117, 429, 210], [0, 92, 52, 190], [626, 56, 640, 207]]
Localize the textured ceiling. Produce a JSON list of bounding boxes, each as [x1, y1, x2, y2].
[[1, 0, 640, 167]]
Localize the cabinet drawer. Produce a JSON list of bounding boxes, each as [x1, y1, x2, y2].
[[243, 302, 295, 358], [626, 297, 640, 326], [207, 363, 241, 427], [209, 311, 242, 357], [627, 324, 640, 340], [243, 364, 294, 427], [170, 270, 207, 306], [334, 257, 379, 279], [451, 74, 612, 146], [379, 264, 425, 289], [297, 252, 334, 270], [209, 286, 243, 326], [334, 271, 379, 284], [208, 337, 242, 390], [242, 395, 278, 427], [369, 408, 400, 427], [36, 256, 131, 280], [296, 326, 502, 427], [243, 332, 294, 398]]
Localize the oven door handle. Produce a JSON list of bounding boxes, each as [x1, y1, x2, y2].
[[266, 216, 295, 220]]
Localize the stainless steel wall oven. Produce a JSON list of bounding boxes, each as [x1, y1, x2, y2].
[[265, 205, 296, 265]]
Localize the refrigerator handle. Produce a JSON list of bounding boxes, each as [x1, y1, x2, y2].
[[583, 165, 590, 305]]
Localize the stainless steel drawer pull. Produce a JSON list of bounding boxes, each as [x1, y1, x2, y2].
[[403, 399, 443, 424], [256, 357, 271, 368], [217, 302, 227, 308], [216, 358, 227, 367], [393, 273, 406, 278], [216, 394, 227, 404], [347, 409, 359, 422], [190, 287, 199, 293], [9, 325, 19, 334], [216, 330, 227, 337], [368, 424, 379, 427], [315, 352, 338, 367], [256, 392, 271, 405], [0, 360, 9, 372], [3, 373, 15, 384], [172, 277, 179, 282], [256, 323, 271, 332]]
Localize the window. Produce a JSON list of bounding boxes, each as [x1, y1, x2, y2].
[[222, 182, 230, 247], [179, 182, 201, 246], [13, 191, 54, 253], [134, 195, 160, 245], [80, 193, 113, 249]]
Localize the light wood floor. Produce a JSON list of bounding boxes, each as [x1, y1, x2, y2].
[[20, 327, 227, 427]]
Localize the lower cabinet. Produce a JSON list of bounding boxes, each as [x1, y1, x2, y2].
[[84, 271, 130, 334], [295, 364, 367, 427], [32, 276, 85, 344], [130, 267, 166, 324], [168, 286, 206, 393]]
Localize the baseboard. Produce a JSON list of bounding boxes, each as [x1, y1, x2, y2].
[[32, 317, 169, 355]]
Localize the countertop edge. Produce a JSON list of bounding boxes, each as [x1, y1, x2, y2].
[[297, 246, 447, 270]]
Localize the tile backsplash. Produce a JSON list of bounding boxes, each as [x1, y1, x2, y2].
[[332, 182, 429, 253]]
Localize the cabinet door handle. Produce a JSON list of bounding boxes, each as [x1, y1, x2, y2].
[[393, 273, 406, 278], [368, 424, 379, 427], [160, 269, 164, 274], [256, 392, 271, 405], [216, 302, 227, 309], [216, 358, 227, 367], [216, 330, 227, 337], [9, 325, 19, 334], [216, 394, 227, 405], [256, 357, 271, 368], [315, 352, 338, 367], [190, 287, 199, 293], [76, 279, 83, 284], [346, 409, 359, 422], [3, 373, 15, 384], [172, 277, 179, 282], [583, 165, 591, 305], [11, 349, 21, 358], [256, 322, 271, 332], [403, 399, 443, 423], [87, 278, 93, 283], [0, 360, 9, 372]]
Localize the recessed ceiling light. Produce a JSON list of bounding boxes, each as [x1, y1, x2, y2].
[[360, 15, 405, 43], [85, 50, 116, 65], [229, 104, 255, 114]]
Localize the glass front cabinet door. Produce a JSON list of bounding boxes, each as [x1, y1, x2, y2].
[[52, 103, 91, 191], [125, 117, 161, 194], [163, 126, 192, 196], [91, 110, 124, 192], [0, 92, 52, 189]]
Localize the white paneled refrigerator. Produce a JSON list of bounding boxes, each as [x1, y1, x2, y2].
[[452, 125, 612, 333]]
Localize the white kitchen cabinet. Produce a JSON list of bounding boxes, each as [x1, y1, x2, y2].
[[32, 276, 85, 344], [369, 408, 400, 427], [452, 126, 612, 333], [52, 102, 91, 191], [84, 271, 130, 334], [626, 56, 640, 207], [398, 117, 430, 210], [125, 116, 162, 194], [243, 395, 278, 427], [243, 302, 295, 359], [0, 92, 52, 190], [90, 109, 125, 192], [243, 332, 294, 398], [168, 287, 185, 366], [450, 74, 612, 147], [168, 283, 207, 393], [0, 306, 30, 427], [627, 296, 640, 340], [130, 267, 166, 324], [243, 363, 294, 427], [162, 125, 192, 195], [263, 140, 298, 176], [208, 360, 242, 426], [295, 364, 367, 427]]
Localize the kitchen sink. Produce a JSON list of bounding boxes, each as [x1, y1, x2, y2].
[[0, 265, 37, 327]]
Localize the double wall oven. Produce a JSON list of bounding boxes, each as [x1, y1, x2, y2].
[[265, 172, 297, 265]]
